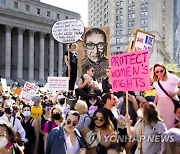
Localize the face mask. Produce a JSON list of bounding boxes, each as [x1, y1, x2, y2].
[[46, 107, 52, 112], [52, 113, 61, 120], [23, 111, 31, 117], [4, 107, 12, 115], [0, 137, 8, 149], [29, 101, 34, 106]]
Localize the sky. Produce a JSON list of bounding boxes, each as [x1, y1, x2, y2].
[[41, 0, 88, 26]]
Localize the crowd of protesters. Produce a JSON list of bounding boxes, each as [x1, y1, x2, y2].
[[0, 62, 180, 154]]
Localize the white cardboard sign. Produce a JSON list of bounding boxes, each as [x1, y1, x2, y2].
[[48, 77, 69, 92], [19, 82, 39, 103]]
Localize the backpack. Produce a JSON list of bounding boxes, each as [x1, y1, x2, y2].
[[77, 113, 91, 131]]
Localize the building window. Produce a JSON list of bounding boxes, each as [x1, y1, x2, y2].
[[141, 19, 145, 25], [132, 20, 135, 26], [132, 5, 135, 11], [0, 0, 5, 5], [116, 38, 120, 43], [128, 29, 131, 34], [47, 11, 50, 17], [26, 5, 30, 12], [37, 8, 40, 14], [128, 14, 131, 19], [120, 1, 123, 7], [14, 2, 18, 9], [145, 11, 148, 16], [57, 13, 60, 19], [66, 16, 68, 19], [141, 4, 144, 9]]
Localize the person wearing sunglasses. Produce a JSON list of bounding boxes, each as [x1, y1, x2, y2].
[[82, 108, 117, 154], [152, 62, 180, 129], [46, 110, 86, 154], [75, 65, 101, 101], [81, 28, 109, 79]]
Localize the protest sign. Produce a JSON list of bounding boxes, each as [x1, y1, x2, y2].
[[52, 19, 84, 43], [111, 50, 150, 91], [132, 29, 155, 52], [19, 82, 39, 103], [1, 78, 8, 92], [48, 77, 69, 92]]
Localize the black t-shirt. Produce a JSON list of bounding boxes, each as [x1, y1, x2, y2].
[[103, 108, 117, 130], [65, 50, 78, 66]]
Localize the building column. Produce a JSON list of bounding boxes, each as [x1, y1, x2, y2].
[[49, 35, 54, 76], [28, 30, 35, 81], [5, 26, 12, 79], [17, 28, 24, 79], [58, 43, 63, 76], [39, 32, 45, 81]]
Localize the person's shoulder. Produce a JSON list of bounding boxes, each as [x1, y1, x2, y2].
[[49, 126, 63, 135]]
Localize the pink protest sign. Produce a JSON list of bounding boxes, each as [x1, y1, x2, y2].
[[110, 50, 150, 91]]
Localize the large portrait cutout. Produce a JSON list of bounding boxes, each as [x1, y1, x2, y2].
[[77, 27, 110, 80]]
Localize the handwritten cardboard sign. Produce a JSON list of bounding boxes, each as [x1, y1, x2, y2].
[[132, 30, 155, 52], [111, 50, 150, 91], [19, 82, 39, 103], [48, 77, 69, 92], [52, 19, 84, 43], [0, 78, 8, 92]]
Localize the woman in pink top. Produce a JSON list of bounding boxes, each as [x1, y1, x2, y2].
[[153, 62, 180, 129], [43, 105, 64, 152]]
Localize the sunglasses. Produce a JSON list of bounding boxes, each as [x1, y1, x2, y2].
[[66, 120, 78, 126], [93, 117, 104, 122], [155, 70, 164, 74]]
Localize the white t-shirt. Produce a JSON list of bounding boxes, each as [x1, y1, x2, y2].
[[64, 130, 80, 154], [134, 120, 167, 154], [153, 73, 180, 97]]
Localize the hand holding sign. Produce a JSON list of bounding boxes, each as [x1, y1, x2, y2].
[[52, 19, 84, 43]]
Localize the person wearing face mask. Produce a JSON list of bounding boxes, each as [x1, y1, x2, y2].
[[0, 100, 26, 145], [43, 105, 64, 152], [0, 120, 23, 154], [21, 105, 39, 154], [46, 110, 86, 154], [39, 101, 52, 154]]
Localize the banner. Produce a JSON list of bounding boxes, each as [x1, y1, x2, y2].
[[111, 50, 150, 91], [132, 29, 155, 52], [19, 82, 39, 103], [47, 77, 69, 92]]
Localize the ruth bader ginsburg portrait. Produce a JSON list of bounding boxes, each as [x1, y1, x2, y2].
[[79, 27, 110, 80]]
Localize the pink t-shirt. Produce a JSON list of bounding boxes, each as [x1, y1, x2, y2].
[[153, 73, 180, 97], [43, 121, 58, 133]]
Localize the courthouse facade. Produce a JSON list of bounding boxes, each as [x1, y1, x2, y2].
[[0, 0, 80, 84]]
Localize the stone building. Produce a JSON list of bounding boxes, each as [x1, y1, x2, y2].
[[0, 0, 80, 84]]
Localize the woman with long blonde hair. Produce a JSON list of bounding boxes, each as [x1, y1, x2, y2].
[[152, 62, 180, 128]]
